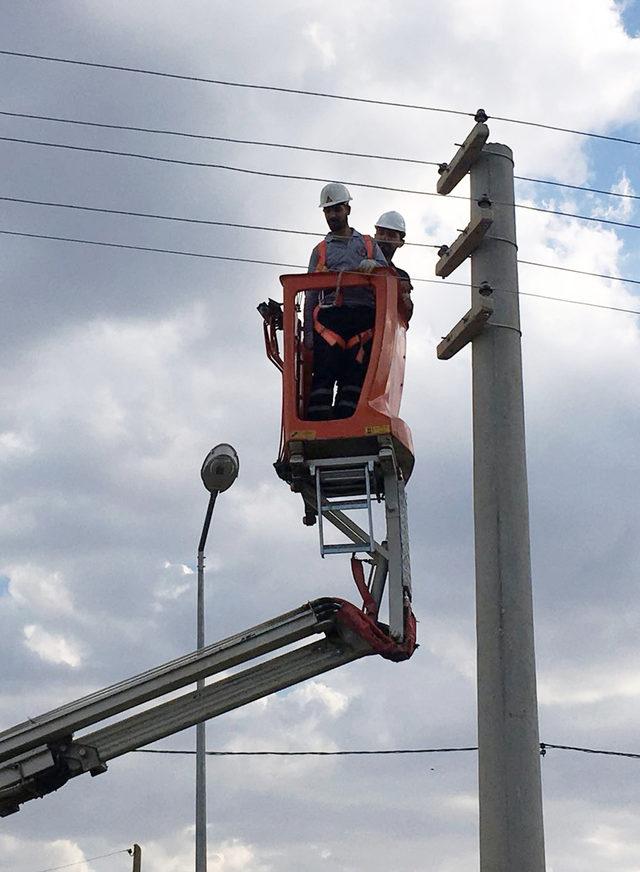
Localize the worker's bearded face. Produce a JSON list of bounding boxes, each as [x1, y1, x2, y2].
[[323, 203, 350, 234]]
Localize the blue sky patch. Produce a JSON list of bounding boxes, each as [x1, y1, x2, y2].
[[0, 576, 9, 596], [620, 1, 640, 35]]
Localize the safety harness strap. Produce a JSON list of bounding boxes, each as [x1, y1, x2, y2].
[[312, 304, 374, 362]]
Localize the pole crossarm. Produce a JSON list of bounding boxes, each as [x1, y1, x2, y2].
[[437, 121, 490, 195], [435, 207, 494, 278], [437, 301, 494, 360]]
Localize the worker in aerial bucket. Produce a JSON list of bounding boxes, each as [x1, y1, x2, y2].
[[374, 211, 414, 324], [305, 183, 387, 420]]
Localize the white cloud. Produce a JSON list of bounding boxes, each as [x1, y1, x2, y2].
[[0, 836, 91, 872], [303, 23, 336, 67], [0, 430, 36, 459], [23, 624, 83, 668], [591, 170, 637, 222], [293, 680, 349, 717], [141, 830, 273, 872], [5, 564, 75, 614], [155, 561, 195, 603]]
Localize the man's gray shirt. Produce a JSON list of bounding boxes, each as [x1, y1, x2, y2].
[[304, 229, 387, 346]]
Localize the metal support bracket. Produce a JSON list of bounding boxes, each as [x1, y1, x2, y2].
[[437, 301, 494, 360], [435, 207, 494, 278], [437, 121, 490, 195]]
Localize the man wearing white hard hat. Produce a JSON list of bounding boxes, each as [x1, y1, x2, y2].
[[305, 183, 387, 420], [374, 211, 414, 323]]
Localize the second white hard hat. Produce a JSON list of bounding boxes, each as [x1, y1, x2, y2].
[[319, 182, 352, 208], [375, 210, 406, 234]]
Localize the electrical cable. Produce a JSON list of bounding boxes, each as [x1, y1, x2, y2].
[[134, 742, 640, 760], [1, 109, 637, 203], [0, 134, 462, 202], [0, 49, 473, 120], [0, 110, 441, 167], [2, 49, 640, 147], [0, 194, 437, 247], [25, 848, 130, 872], [2, 228, 639, 316], [2, 135, 639, 234], [518, 259, 640, 287], [516, 201, 640, 232], [3, 193, 639, 283], [136, 745, 478, 757], [540, 743, 640, 760], [515, 174, 640, 202], [135, 747, 478, 757]]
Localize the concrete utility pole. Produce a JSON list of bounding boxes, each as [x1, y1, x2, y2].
[[437, 122, 546, 872], [196, 445, 240, 872]]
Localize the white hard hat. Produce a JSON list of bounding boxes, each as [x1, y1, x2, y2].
[[319, 182, 352, 208], [375, 210, 406, 234]]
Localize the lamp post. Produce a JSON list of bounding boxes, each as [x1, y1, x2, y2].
[[195, 444, 239, 872]]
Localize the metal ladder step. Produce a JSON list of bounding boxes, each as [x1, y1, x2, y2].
[[321, 498, 368, 512], [314, 459, 375, 557]]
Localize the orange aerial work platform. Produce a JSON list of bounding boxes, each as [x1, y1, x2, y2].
[[259, 269, 414, 641], [261, 269, 415, 487]]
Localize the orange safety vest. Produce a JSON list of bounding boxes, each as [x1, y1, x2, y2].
[[313, 234, 375, 272], [312, 235, 376, 362]]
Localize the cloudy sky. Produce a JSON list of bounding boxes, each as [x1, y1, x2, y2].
[[1, 1, 640, 870]]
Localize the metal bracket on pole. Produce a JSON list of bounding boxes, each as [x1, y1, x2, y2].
[[437, 301, 494, 360], [437, 121, 490, 195], [435, 206, 494, 278]]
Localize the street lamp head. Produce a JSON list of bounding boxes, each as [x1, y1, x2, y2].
[[201, 444, 240, 493]]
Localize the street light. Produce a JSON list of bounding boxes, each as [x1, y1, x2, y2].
[[196, 444, 239, 872]]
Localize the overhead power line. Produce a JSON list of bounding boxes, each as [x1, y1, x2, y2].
[[4, 193, 639, 283], [3, 228, 639, 316], [134, 742, 640, 761], [516, 174, 640, 203], [1, 109, 638, 203], [2, 134, 639, 234], [0, 134, 461, 201], [0, 110, 440, 167], [517, 259, 640, 287], [1, 49, 640, 147], [540, 743, 640, 760], [136, 746, 477, 757], [26, 848, 130, 872], [516, 201, 640, 232]]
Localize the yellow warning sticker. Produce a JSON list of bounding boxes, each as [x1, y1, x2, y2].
[[291, 430, 317, 440], [365, 424, 391, 435]]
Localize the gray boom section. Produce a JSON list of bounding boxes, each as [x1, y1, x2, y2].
[[0, 629, 371, 813], [0, 601, 335, 765], [84, 632, 370, 762]]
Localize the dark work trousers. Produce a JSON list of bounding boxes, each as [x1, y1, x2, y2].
[[306, 305, 375, 420]]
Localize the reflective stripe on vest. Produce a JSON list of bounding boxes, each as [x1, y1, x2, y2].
[[313, 235, 375, 272]]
